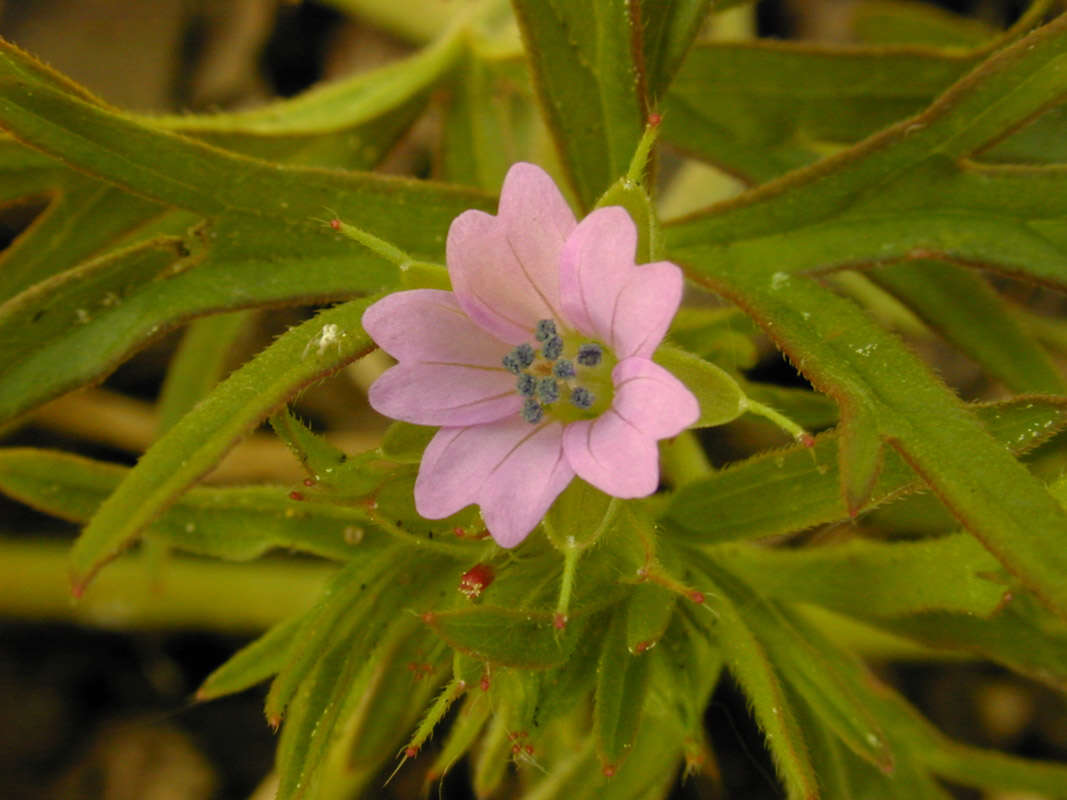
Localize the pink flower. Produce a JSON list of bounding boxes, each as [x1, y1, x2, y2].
[[362, 163, 699, 547]]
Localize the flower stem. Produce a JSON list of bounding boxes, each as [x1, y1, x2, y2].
[[743, 397, 813, 447], [0, 539, 330, 632]]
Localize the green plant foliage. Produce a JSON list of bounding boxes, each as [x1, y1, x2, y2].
[[3, 1, 1067, 797]]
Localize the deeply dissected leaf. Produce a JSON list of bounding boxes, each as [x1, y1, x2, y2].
[[594, 610, 653, 767], [512, 0, 647, 209], [426, 606, 586, 669], [0, 39, 493, 424], [686, 564, 819, 799], [638, 0, 712, 105], [196, 615, 304, 702], [713, 533, 1007, 619], [69, 298, 378, 590], [869, 260, 1065, 393], [666, 397, 1067, 542], [0, 448, 379, 562], [157, 311, 255, 433]]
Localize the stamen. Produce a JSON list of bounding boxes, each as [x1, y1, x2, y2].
[[553, 359, 576, 379], [571, 387, 594, 409], [516, 343, 536, 368], [516, 373, 535, 396], [542, 335, 564, 361], [577, 343, 602, 366], [537, 378, 560, 404], [534, 319, 557, 342], [522, 398, 544, 424], [503, 343, 536, 374]]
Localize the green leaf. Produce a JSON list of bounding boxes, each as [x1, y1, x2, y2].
[[512, 0, 647, 209], [665, 397, 1067, 543], [870, 260, 1065, 393], [838, 404, 885, 514], [594, 610, 653, 768], [0, 41, 493, 423], [0, 448, 381, 562], [439, 48, 541, 191], [196, 615, 304, 702], [157, 311, 254, 433], [426, 605, 586, 669], [543, 478, 616, 552], [851, 0, 998, 47], [662, 41, 972, 183], [879, 591, 1067, 691], [149, 32, 462, 170], [69, 298, 378, 590], [687, 568, 819, 799], [653, 344, 746, 428], [705, 557, 895, 774], [867, 664, 1067, 796], [713, 533, 1006, 619], [624, 583, 676, 654], [379, 421, 436, 463], [638, 0, 713, 104], [264, 554, 400, 723]]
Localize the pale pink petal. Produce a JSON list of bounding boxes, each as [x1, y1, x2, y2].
[[558, 206, 636, 339], [562, 412, 660, 498], [415, 418, 574, 547], [559, 207, 685, 358], [369, 363, 519, 426], [611, 357, 700, 438], [448, 163, 576, 343], [609, 262, 684, 358], [362, 289, 511, 366], [561, 358, 698, 497]]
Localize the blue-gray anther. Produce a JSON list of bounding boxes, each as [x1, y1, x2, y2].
[[553, 359, 576, 379], [515, 343, 536, 368], [516, 373, 535, 396], [502, 352, 521, 374], [577, 343, 602, 366], [522, 398, 544, 424], [542, 335, 564, 361], [571, 387, 594, 409], [537, 378, 560, 404], [535, 319, 557, 342]]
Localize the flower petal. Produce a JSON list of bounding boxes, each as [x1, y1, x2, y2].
[[609, 262, 684, 359], [369, 363, 519, 426], [415, 418, 574, 547], [362, 289, 511, 366], [562, 358, 698, 497], [562, 411, 659, 498], [559, 206, 684, 358], [558, 206, 635, 340], [611, 357, 700, 438], [448, 163, 576, 342]]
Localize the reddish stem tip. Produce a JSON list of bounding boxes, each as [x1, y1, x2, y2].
[[800, 433, 815, 448], [288, 490, 304, 501], [602, 765, 617, 778], [688, 590, 705, 605], [479, 674, 491, 691], [405, 746, 419, 759], [553, 612, 568, 630], [647, 112, 662, 127], [329, 218, 341, 230]]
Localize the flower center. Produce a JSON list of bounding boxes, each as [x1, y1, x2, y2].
[[502, 319, 615, 424]]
